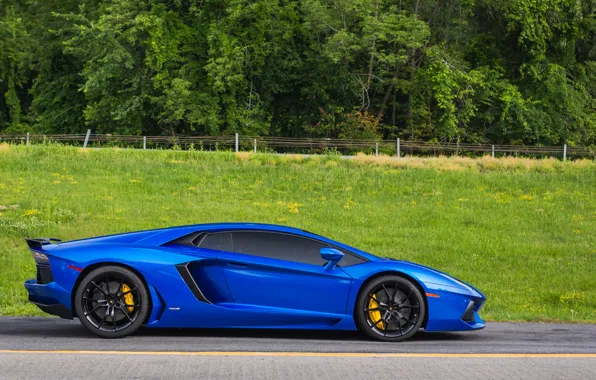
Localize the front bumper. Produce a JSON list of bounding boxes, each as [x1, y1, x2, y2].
[[24, 279, 73, 319], [423, 283, 486, 332]]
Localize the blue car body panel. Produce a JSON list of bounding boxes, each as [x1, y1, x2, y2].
[[24, 223, 486, 332]]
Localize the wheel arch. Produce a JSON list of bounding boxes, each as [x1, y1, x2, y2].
[[354, 270, 429, 328], [71, 262, 153, 323]]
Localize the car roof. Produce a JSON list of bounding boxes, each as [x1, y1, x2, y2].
[[56, 222, 380, 262]]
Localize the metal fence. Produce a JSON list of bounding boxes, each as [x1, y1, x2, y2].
[[1, 131, 594, 160]]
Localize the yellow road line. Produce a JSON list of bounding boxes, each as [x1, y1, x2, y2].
[[0, 350, 595, 358]]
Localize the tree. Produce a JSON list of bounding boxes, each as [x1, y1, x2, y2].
[[0, 0, 594, 146]]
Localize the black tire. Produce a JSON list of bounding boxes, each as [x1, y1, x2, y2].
[[355, 275, 426, 342], [74, 265, 150, 338]]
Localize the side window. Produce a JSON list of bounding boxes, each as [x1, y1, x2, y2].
[[231, 232, 327, 265], [198, 232, 233, 252], [338, 251, 366, 266]]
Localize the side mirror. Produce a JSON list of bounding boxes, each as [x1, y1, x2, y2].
[[320, 248, 344, 270]]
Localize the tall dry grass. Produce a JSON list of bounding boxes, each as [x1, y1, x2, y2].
[[351, 153, 595, 172]]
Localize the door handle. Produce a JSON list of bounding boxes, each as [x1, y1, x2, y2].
[[226, 262, 248, 269]]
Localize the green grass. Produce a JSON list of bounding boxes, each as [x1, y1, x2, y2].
[[1, 144, 595, 322]]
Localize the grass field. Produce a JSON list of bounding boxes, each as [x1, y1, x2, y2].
[[1, 143, 595, 322]]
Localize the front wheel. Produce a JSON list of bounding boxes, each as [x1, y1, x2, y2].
[[74, 265, 150, 338], [355, 275, 426, 342]]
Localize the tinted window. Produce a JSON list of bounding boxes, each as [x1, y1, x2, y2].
[[339, 250, 366, 266], [199, 230, 366, 266], [231, 232, 327, 265], [198, 232, 233, 252]]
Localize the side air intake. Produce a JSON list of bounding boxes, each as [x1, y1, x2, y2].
[[175, 263, 211, 304]]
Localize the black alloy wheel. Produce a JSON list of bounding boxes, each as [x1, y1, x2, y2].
[[74, 265, 149, 338], [355, 275, 426, 342]]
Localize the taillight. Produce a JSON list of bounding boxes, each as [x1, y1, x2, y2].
[[31, 251, 50, 264]]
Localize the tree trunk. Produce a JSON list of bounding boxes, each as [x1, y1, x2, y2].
[[376, 77, 396, 120]]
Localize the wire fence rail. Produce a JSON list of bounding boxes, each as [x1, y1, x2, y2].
[[1, 132, 594, 160]]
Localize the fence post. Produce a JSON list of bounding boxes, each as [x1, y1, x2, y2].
[[397, 138, 400, 158], [375, 142, 379, 156], [235, 133, 239, 153], [563, 144, 567, 161], [254, 139, 257, 154], [143, 136, 147, 150], [83, 129, 91, 148], [491, 145, 495, 158], [26, 132, 30, 147]]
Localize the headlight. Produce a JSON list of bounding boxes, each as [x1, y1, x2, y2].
[[31, 251, 49, 264]]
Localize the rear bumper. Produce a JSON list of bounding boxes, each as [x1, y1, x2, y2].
[[29, 299, 73, 319], [24, 279, 73, 319]]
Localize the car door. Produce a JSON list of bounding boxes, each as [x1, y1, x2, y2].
[[198, 231, 353, 316]]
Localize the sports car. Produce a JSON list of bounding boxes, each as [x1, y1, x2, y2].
[[24, 223, 486, 341]]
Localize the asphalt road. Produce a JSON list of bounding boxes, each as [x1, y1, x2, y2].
[[0, 317, 594, 379]]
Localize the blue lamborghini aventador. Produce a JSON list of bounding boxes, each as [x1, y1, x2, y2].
[[24, 223, 486, 341]]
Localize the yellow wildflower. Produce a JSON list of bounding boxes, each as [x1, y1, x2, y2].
[[23, 209, 41, 217], [287, 202, 301, 213], [253, 202, 271, 207], [344, 198, 357, 209]]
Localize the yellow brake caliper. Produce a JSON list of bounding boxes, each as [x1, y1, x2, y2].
[[121, 283, 134, 313], [368, 294, 384, 330]]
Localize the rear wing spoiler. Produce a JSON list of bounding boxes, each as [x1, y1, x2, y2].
[[25, 238, 62, 249]]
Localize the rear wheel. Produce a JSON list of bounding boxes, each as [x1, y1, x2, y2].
[[74, 265, 149, 338], [355, 275, 426, 342]]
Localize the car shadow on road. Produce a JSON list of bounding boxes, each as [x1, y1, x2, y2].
[[0, 317, 480, 342], [135, 327, 477, 342], [134, 326, 480, 342]]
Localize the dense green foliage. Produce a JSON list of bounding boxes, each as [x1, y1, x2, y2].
[[1, 0, 596, 146], [1, 144, 595, 320]]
